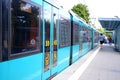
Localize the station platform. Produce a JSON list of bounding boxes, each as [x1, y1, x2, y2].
[[52, 44, 120, 80]]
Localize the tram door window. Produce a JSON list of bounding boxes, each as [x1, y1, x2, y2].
[[52, 7, 58, 67], [44, 2, 51, 71], [43, 2, 58, 76], [11, 0, 40, 54]]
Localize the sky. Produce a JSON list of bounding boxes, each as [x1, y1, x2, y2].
[[58, 0, 120, 27]]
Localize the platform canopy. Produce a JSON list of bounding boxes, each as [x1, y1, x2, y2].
[[98, 18, 120, 30]]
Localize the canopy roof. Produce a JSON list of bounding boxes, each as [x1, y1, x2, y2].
[[98, 18, 120, 30]]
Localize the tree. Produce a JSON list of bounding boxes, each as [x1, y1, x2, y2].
[[71, 4, 90, 23], [98, 27, 106, 34]]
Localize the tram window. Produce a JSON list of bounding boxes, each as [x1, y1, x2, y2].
[[86, 29, 90, 42], [94, 32, 99, 43], [11, 0, 41, 54], [81, 27, 88, 42], [88, 30, 92, 42], [73, 22, 79, 44], [59, 16, 71, 47]]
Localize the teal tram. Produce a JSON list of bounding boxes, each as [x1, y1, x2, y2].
[[0, 0, 100, 80]]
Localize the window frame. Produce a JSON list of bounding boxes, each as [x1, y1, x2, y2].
[[0, 0, 2, 61], [8, 0, 42, 59]]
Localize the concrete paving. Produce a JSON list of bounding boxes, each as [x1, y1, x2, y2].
[[78, 44, 120, 80], [52, 44, 120, 80]]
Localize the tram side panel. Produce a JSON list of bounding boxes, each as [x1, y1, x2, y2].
[[70, 14, 80, 63], [69, 11, 95, 64], [0, 0, 43, 80]]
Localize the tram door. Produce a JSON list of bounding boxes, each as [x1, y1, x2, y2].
[[43, 2, 58, 79]]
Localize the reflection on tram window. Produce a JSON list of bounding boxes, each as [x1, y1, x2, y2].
[[81, 27, 91, 43], [59, 16, 71, 47], [81, 27, 87, 42], [73, 21, 79, 44], [94, 32, 99, 43], [11, 0, 40, 54]]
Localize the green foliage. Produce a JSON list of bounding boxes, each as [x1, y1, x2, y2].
[[71, 4, 90, 23], [98, 27, 106, 34]]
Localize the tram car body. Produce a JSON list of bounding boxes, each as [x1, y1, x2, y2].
[[92, 28, 100, 48], [0, 0, 99, 80], [70, 11, 93, 63]]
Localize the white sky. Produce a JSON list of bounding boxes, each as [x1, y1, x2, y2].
[[58, 0, 120, 27]]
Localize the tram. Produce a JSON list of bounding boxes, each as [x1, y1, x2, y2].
[[0, 0, 99, 80]]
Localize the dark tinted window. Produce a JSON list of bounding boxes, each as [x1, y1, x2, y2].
[[81, 27, 89, 42], [59, 16, 71, 47], [86, 28, 92, 42], [73, 21, 79, 44], [94, 32, 99, 43], [2, 0, 42, 61], [11, 0, 40, 54]]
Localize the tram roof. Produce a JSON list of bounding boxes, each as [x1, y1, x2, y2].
[[98, 18, 120, 30]]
